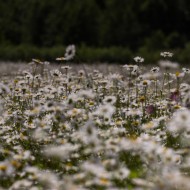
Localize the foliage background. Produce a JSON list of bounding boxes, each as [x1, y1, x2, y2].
[[1, 0, 190, 63]]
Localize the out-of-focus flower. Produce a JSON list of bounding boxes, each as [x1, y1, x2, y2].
[[44, 143, 80, 160], [94, 104, 115, 119], [169, 90, 180, 102], [56, 44, 76, 61], [103, 96, 116, 105], [32, 59, 44, 65], [158, 60, 179, 70], [134, 56, 144, 63], [182, 68, 190, 74], [50, 69, 62, 77], [167, 109, 190, 133], [151, 67, 160, 73], [146, 105, 156, 114], [123, 64, 138, 71], [0, 83, 10, 94], [160, 51, 173, 57]]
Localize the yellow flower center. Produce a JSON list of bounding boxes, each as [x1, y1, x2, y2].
[[175, 72, 180, 77], [100, 177, 109, 185], [0, 165, 7, 171]]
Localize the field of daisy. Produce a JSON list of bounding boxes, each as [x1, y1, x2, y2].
[[0, 46, 190, 190]]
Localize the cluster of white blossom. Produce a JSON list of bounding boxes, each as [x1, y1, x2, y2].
[[0, 51, 190, 190]]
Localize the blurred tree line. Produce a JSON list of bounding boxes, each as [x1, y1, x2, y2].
[[1, 0, 190, 62]]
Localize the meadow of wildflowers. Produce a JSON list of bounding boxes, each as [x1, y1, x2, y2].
[[0, 47, 190, 190]]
